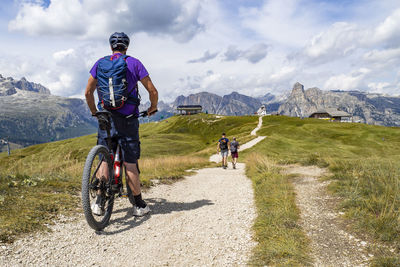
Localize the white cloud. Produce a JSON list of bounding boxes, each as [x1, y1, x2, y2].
[[242, 43, 269, 63], [298, 8, 400, 64], [367, 82, 392, 94], [53, 48, 75, 61], [373, 9, 400, 46], [187, 50, 219, 63], [362, 47, 400, 72], [363, 47, 400, 62], [324, 68, 371, 90], [3, 0, 400, 101], [9, 0, 85, 36], [9, 0, 204, 42], [240, 0, 322, 48], [270, 66, 295, 82], [304, 22, 363, 60], [223, 43, 269, 63], [0, 47, 95, 97]]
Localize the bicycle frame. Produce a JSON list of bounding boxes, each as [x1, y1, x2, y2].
[[96, 110, 155, 197]]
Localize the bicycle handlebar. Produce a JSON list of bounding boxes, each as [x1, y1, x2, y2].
[[95, 109, 158, 119], [139, 109, 158, 118]]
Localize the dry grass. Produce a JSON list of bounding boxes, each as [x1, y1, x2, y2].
[[245, 153, 312, 266]]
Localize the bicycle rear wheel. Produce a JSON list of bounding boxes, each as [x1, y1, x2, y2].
[[82, 145, 114, 231]]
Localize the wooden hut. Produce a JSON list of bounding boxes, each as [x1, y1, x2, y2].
[[176, 105, 202, 115], [309, 108, 352, 122]]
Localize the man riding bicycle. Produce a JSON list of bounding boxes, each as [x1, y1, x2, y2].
[[84, 32, 158, 217]]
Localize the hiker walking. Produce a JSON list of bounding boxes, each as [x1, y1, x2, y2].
[[84, 32, 158, 217], [217, 133, 229, 169], [230, 137, 240, 169]]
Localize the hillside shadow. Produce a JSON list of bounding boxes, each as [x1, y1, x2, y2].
[[96, 198, 214, 236]]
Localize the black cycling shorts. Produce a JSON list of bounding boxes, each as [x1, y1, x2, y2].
[[97, 115, 140, 164]]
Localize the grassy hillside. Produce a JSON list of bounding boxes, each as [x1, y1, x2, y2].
[[243, 116, 400, 265], [2, 114, 399, 265], [0, 94, 97, 147], [0, 114, 258, 242]]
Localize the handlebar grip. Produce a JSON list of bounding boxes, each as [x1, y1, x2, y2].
[[95, 110, 112, 117], [139, 109, 158, 117], [149, 109, 158, 115]]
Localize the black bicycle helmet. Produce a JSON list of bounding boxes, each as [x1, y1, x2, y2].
[[109, 32, 130, 49]]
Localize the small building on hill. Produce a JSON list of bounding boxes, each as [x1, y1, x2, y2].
[[176, 105, 202, 115], [257, 105, 267, 116], [309, 108, 352, 122]]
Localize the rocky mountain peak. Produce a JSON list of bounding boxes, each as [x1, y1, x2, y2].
[[293, 82, 305, 93], [288, 82, 308, 104], [0, 74, 97, 147], [306, 87, 321, 94], [278, 82, 400, 126], [258, 93, 276, 103], [0, 74, 51, 96]]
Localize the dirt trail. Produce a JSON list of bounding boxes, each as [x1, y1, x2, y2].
[[250, 116, 263, 136], [285, 165, 372, 267], [0, 117, 266, 267]]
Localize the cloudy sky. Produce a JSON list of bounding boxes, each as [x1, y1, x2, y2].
[[1, 0, 400, 101]]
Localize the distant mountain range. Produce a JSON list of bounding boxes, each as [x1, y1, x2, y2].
[[278, 82, 400, 126], [0, 74, 97, 149], [173, 91, 263, 115], [2, 73, 400, 150], [152, 83, 400, 126]]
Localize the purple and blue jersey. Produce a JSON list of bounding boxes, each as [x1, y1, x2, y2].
[[90, 53, 149, 116]]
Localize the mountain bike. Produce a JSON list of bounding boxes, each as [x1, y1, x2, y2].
[[81, 110, 153, 231]]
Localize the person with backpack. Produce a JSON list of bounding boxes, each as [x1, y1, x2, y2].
[[84, 32, 158, 217], [217, 133, 229, 169], [230, 137, 240, 169]]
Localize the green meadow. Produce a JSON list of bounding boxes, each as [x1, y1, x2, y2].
[[243, 116, 400, 266], [0, 114, 399, 266]]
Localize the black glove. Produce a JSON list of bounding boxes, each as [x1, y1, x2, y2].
[[97, 113, 111, 131]]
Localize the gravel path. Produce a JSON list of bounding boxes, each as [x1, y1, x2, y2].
[[0, 118, 264, 267], [250, 116, 263, 136], [285, 165, 372, 267]]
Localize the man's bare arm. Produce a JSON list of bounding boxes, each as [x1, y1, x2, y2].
[[140, 76, 158, 115], [84, 75, 98, 116]]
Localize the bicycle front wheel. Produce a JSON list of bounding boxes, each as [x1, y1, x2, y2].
[[82, 145, 114, 231]]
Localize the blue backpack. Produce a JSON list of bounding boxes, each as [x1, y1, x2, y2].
[[96, 55, 140, 110]]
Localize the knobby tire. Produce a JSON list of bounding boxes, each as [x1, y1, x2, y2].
[[82, 145, 114, 231]]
